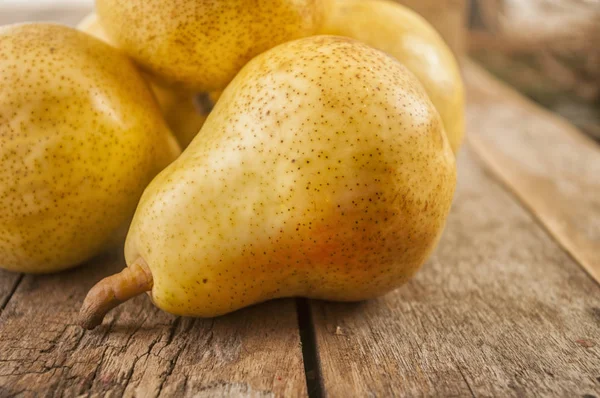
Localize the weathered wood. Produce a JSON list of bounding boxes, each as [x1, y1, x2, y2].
[[0, 271, 21, 313], [310, 147, 600, 397], [0, 251, 307, 397], [465, 61, 600, 284]]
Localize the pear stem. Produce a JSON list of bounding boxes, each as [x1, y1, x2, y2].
[[79, 257, 153, 330]]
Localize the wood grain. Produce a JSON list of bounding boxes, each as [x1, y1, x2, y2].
[[310, 147, 600, 397], [464, 61, 600, 284], [0, 252, 307, 397]]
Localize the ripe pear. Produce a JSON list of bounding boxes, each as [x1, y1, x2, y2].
[[79, 36, 456, 328], [95, 0, 326, 91], [0, 23, 181, 274], [77, 13, 212, 148], [321, 0, 465, 153]]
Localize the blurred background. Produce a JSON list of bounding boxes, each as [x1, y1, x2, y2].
[[469, 0, 600, 141], [1, 0, 598, 140]]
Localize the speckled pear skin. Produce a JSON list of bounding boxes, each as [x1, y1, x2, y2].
[[0, 24, 181, 273], [321, 0, 465, 153], [77, 14, 210, 149], [125, 36, 456, 317], [96, 0, 326, 92]]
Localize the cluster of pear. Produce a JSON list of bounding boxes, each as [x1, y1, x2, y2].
[[0, 0, 464, 329]]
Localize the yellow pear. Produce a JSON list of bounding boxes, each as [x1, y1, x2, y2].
[[321, 0, 465, 153], [77, 13, 212, 148], [95, 0, 326, 91], [0, 23, 181, 274], [79, 36, 456, 328]]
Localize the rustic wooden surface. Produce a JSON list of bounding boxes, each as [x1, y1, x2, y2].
[[465, 61, 600, 284], [1, 5, 600, 398]]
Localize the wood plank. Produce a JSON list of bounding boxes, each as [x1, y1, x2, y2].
[[464, 61, 600, 283], [0, 251, 307, 397], [310, 147, 600, 397]]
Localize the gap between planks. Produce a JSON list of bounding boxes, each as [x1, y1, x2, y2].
[[297, 298, 325, 398]]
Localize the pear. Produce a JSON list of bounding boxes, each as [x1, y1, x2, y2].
[[79, 36, 456, 328], [321, 0, 465, 153], [0, 23, 181, 274], [77, 13, 212, 148], [95, 0, 326, 91]]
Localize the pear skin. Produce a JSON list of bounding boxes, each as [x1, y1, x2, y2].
[[321, 0, 465, 153], [0, 23, 181, 273], [80, 36, 456, 328], [77, 13, 212, 149], [95, 0, 326, 91]]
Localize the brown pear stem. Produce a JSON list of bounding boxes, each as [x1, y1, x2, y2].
[[79, 258, 153, 330]]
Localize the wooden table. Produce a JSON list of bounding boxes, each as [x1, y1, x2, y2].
[[1, 7, 599, 398]]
